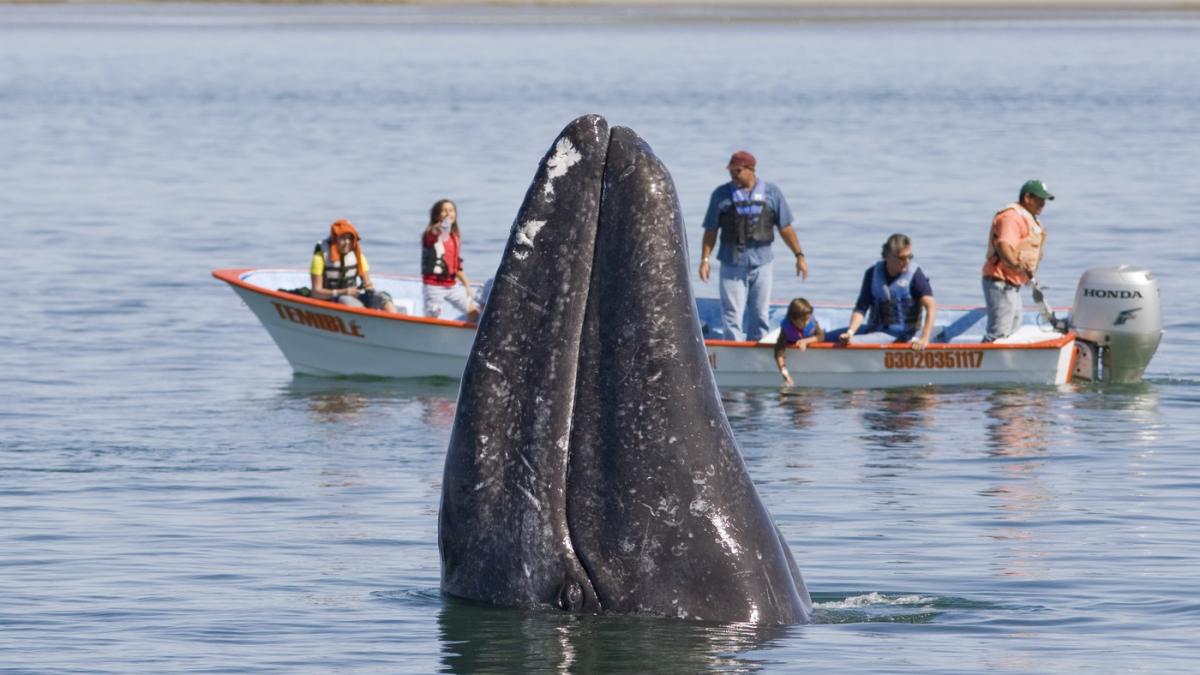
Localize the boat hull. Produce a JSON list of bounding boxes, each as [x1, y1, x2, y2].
[[219, 268, 477, 380], [215, 268, 1076, 388], [706, 340, 1075, 388]]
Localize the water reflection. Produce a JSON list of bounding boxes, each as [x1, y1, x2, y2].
[[980, 388, 1052, 580], [420, 395, 458, 430], [776, 388, 818, 429], [858, 388, 936, 448], [983, 388, 1049, 457], [438, 597, 793, 674], [1068, 382, 1162, 445], [305, 390, 371, 423], [278, 375, 459, 426], [720, 389, 772, 433]]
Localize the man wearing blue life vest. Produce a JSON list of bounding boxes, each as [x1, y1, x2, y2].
[[698, 151, 808, 342], [829, 233, 937, 350]]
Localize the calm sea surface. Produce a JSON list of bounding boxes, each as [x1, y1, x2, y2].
[[2, 4, 1199, 673]]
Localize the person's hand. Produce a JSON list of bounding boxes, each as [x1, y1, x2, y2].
[[838, 331, 853, 346], [796, 341, 808, 352], [911, 337, 929, 351], [795, 255, 809, 280], [699, 258, 711, 282], [780, 366, 794, 387]]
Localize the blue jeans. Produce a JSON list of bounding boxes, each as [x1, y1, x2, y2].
[[719, 257, 773, 341], [825, 325, 913, 344], [982, 277, 1022, 341]]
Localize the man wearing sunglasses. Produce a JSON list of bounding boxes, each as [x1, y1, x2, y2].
[[830, 233, 937, 350]]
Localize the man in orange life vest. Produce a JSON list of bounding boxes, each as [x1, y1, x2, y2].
[[981, 179, 1052, 342]]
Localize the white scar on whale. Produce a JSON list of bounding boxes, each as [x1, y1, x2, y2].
[[512, 219, 547, 260], [542, 137, 582, 198]]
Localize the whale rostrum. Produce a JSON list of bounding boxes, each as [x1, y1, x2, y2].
[[438, 115, 812, 625]]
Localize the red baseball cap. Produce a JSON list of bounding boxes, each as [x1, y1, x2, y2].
[[727, 150, 756, 171]]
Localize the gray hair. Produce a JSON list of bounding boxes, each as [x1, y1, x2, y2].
[[881, 233, 911, 258]]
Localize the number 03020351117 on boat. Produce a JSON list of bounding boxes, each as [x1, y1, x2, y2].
[[213, 265, 1161, 389]]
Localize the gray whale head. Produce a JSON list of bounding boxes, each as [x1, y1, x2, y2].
[[438, 115, 812, 625]]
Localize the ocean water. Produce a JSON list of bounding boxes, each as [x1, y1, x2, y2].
[[2, 4, 1199, 673]]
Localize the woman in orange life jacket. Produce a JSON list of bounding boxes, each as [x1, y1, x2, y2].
[[310, 219, 399, 313], [421, 199, 479, 323]]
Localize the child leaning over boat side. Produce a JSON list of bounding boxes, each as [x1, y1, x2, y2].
[[774, 297, 825, 386]]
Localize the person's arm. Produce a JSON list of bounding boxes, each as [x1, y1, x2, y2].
[[804, 323, 826, 347], [991, 214, 1031, 276], [912, 295, 936, 350], [778, 225, 808, 280], [774, 331, 793, 386], [994, 239, 1023, 271], [839, 270, 873, 345], [454, 239, 478, 314], [356, 251, 374, 293], [698, 229, 718, 282], [698, 189, 723, 282], [456, 269, 477, 312], [772, 187, 807, 280], [310, 250, 339, 301], [311, 273, 333, 300], [839, 311, 865, 345]]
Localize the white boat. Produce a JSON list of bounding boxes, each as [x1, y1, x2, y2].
[[213, 266, 1161, 388]]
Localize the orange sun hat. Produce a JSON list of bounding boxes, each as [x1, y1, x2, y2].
[[328, 219, 363, 263]]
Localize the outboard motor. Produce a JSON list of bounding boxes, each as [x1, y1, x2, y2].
[[1069, 266, 1162, 383]]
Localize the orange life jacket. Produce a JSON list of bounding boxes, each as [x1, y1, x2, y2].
[[982, 203, 1045, 286]]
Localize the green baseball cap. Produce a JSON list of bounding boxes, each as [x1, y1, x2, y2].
[[1020, 179, 1055, 200]]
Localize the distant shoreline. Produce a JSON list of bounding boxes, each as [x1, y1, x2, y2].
[[4, 0, 1198, 27], [4, 0, 1199, 8]]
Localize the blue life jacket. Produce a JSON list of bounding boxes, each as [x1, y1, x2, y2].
[[868, 261, 921, 332], [717, 180, 777, 248]]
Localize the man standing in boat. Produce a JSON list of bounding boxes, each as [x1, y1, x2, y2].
[[981, 179, 1052, 342], [830, 233, 937, 350], [698, 151, 808, 342]]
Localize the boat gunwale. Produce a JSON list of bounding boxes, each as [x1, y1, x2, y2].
[[213, 267, 478, 330], [708, 333, 1076, 351]]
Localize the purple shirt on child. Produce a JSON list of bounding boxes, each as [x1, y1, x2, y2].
[[780, 317, 819, 344]]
